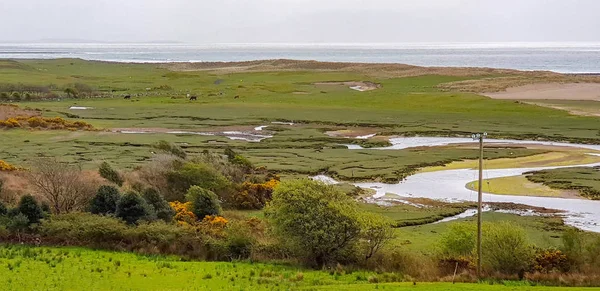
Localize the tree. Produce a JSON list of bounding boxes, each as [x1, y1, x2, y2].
[[142, 188, 175, 222], [0, 92, 9, 101], [359, 213, 394, 261], [89, 185, 121, 215], [185, 186, 221, 220], [28, 158, 97, 214], [98, 162, 124, 186], [16, 195, 45, 225], [115, 191, 154, 224], [64, 87, 78, 98], [167, 162, 230, 201], [8, 213, 29, 242], [265, 179, 363, 266]]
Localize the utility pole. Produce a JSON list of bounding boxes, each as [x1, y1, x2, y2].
[[472, 132, 487, 279]]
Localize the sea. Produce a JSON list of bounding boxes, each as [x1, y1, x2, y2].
[[1, 42, 600, 73]]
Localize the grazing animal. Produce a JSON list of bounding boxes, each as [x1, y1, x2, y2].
[[234, 95, 240, 99], [124, 95, 131, 100], [190, 96, 197, 101]]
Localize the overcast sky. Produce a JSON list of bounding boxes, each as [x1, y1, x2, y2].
[[2, 0, 600, 43]]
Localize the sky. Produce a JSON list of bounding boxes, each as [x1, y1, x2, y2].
[[2, 0, 600, 43]]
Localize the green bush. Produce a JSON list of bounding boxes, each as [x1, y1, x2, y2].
[[39, 213, 213, 259], [439, 223, 477, 258], [89, 185, 121, 215], [185, 186, 221, 219], [98, 162, 124, 186], [142, 188, 175, 222], [7, 213, 29, 236], [265, 179, 362, 266], [439, 221, 533, 275], [224, 221, 255, 260], [167, 162, 230, 201], [41, 212, 128, 243], [16, 195, 44, 225], [115, 191, 155, 225]]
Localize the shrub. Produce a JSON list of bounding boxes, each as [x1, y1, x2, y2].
[[28, 158, 98, 214], [483, 222, 534, 275], [232, 179, 278, 210], [169, 201, 197, 226], [41, 212, 128, 243], [0, 200, 7, 216], [439, 223, 477, 258], [16, 195, 45, 225], [439, 222, 533, 275], [154, 140, 187, 159], [167, 162, 230, 201], [224, 221, 255, 259], [561, 228, 586, 269], [115, 191, 155, 225], [0, 160, 17, 171], [185, 186, 221, 219], [532, 248, 570, 273], [98, 162, 124, 186], [142, 188, 175, 222], [265, 179, 362, 266], [89, 185, 121, 215], [8, 213, 30, 239]]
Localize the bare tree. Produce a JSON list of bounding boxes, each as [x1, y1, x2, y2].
[[28, 158, 97, 214]]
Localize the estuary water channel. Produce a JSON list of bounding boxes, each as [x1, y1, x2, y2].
[[330, 137, 600, 232]]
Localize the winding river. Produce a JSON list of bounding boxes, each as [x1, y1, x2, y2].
[[342, 137, 600, 232]]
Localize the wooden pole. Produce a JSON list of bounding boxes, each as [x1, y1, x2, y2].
[[477, 134, 484, 278]]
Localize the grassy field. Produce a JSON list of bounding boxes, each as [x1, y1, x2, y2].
[[392, 212, 567, 253], [525, 167, 600, 199], [0, 245, 595, 291], [2, 59, 600, 180], [466, 175, 568, 198]]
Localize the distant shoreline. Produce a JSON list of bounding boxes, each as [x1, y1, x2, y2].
[[1, 42, 599, 73]]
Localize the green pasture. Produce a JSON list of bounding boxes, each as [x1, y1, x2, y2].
[[0, 245, 596, 291]]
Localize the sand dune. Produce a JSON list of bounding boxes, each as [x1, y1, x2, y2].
[[485, 83, 600, 100]]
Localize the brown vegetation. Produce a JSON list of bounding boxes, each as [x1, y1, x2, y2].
[[0, 104, 39, 120], [27, 158, 101, 214], [439, 75, 600, 93]]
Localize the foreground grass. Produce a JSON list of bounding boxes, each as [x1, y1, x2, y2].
[[0, 245, 597, 291]]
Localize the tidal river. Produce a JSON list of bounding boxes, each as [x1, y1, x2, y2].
[[340, 137, 600, 232]]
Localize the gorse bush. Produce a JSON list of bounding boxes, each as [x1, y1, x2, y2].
[[115, 192, 155, 225], [185, 186, 221, 219], [142, 188, 174, 222], [89, 185, 121, 215], [98, 162, 124, 186]]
